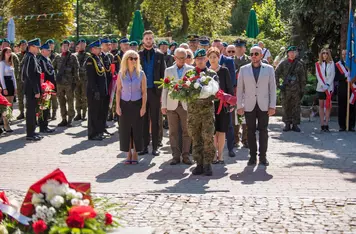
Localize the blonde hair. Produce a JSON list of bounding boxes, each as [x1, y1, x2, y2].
[[318, 48, 333, 64], [119, 50, 141, 77]]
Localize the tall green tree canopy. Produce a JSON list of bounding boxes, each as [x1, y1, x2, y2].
[[230, 0, 253, 35]]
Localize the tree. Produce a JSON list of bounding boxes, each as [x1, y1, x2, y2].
[[9, 0, 75, 42], [230, 0, 253, 35]]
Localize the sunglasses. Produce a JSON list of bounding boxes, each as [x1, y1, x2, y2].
[[250, 52, 260, 57], [187, 55, 192, 59], [128, 57, 138, 61], [227, 51, 235, 53], [322, 52, 328, 55]]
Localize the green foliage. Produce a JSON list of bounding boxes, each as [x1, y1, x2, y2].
[[9, 0, 75, 42], [301, 74, 317, 106], [230, 0, 253, 35]]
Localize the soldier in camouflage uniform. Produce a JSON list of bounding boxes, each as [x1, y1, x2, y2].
[[188, 49, 217, 176], [275, 46, 306, 132], [52, 40, 79, 127], [74, 39, 90, 121], [16, 40, 27, 120], [46, 39, 59, 120]]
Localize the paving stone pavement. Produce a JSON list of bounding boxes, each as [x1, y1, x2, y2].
[[1, 107, 356, 233]]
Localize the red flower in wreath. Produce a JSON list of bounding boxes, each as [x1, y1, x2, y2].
[[163, 77, 170, 84], [174, 84, 179, 91], [0, 211, 3, 222], [182, 77, 188, 82], [66, 213, 85, 228], [32, 220, 47, 234], [105, 213, 113, 226], [69, 206, 97, 219]]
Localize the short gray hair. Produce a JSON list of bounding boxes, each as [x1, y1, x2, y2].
[[226, 45, 235, 50], [174, 48, 187, 57], [250, 46, 262, 53], [179, 43, 189, 49]]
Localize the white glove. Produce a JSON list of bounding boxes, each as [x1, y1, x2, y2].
[[322, 84, 329, 91], [345, 72, 350, 78]]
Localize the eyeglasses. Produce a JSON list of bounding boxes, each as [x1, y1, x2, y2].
[[250, 52, 260, 57], [176, 56, 186, 60], [227, 51, 235, 53], [322, 52, 328, 55], [128, 57, 138, 61]]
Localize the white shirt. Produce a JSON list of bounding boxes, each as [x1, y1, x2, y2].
[[262, 48, 271, 60], [0, 61, 16, 89], [315, 61, 335, 92]]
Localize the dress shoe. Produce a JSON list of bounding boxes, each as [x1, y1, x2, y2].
[[170, 158, 180, 165], [114, 114, 118, 122], [4, 128, 13, 133], [152, 150, 160, 156], [57, 119, 68, 127], [292, 124, 301, 132], [228, 151, 236, 157], [16, 113, 25, 120], [182, 157, 192, 165], [158, 142, 163, 147], [259, 158, 270, 166], [339, 128, 346, 132], [203, 164, 213, 176], [283, 124, 291, 132], [247, 157, 257, 166], [40, 128, 55, 133], [74, 114, 82, 121], [138, 148, 149, 155], [324, 125, 330, 132], [89, 135, 104, 141], [34, 133, 44, 139], [192, 164, 204, 175], [26, 135, 41, 141], [107, 112, 113, 121], [51, 112, 57, 120], [67, 121, 73, 127]]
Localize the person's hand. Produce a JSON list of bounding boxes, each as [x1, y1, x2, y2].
[[3, 89, 8, 96], [140, 107, 146, 117], [268, 108, 276, 116], [322, 84, 329, 91], [161, 108, 167, 115], [237, 108, 244, 116], [35, 93, 40, 99], [116, 106, 122, 116]]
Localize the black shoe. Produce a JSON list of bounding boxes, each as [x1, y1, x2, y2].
[[203, 164, 213, 176], [158, 142, 163, 147], [283, 124, 291, 132], [40, 128, 55, 133], [57, 119, 68, 127], [107, 112, 113, 121], [247, 157, 257, 166], [34, 133, 44, 139], [26, 135, 41, 141], [325, 125, 330, 132], [74, 114, 82, 121], [16, 113, 25, 120], [259, 158, 270, 166], [292, 124, 301, 132], [339, 128, 346, 132], [170, 158, 180, 165], [228, 151, 236, 157], [105, 124, 109, 128], [4, 128, 13, 133], [114, 114, 119, 122], [67, 122, 73, 127], [89, 135, 104, 141], [51, 113, 57, 120], [192, 164, 204, 175], [138, 148, 148, 155], [321, 125, 325, 131], [152, 150, 160, 156]]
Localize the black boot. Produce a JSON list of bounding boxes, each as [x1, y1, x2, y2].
[[192, 164, 204, 175], [203, 164, 213, 176], [16, 112, 25, 120], [51, 112, 57, 120], [107, 112, 113, 121], [57, 119, 68, 127], [67, 119, 73, 127], [74, 114, 82, 121], [292, 124, 301, 132], [283, 124, 291, 132]]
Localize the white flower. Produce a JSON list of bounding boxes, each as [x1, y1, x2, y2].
[[82, 199, 90, 206], [200, 72, 206, 77], [50, 195, 65, 208], [71, 198, 80, 206], [57, 183, 69, 196], [75, 192, 83, 200], [38, 213, 46, 220], [35, 206, 43, 214], [200, 76, 207, 82], [0, 224, 9, 234], [41, 180, 60, 201], [48, 207, 56, 215], [194, 83, 200, 89], [65, 189, 77, 199], [32, 193, 44, 206], [186, 81, 191, 86]]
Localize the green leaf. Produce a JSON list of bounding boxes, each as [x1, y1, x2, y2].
[[81, 229, 94, 234], [71, 228, 81, 234]]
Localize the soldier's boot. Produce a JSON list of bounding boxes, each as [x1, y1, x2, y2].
[[16, 112, 25, 120], [283, 123, 291, 132], [74, 113, 82, 121], [192, 164, 204, 175], [107, 112, 113, 121], [203, 164, 213, 176], [51, 111, 57, 121], [67, 119, 73, 127], [82, 111, 87, 121], [57, 119, 68, 127], [292, 124, 301, 132]]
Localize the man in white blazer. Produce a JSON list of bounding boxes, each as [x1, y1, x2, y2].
[[237, 46, 277, 166], [162, 48, 194, 165]]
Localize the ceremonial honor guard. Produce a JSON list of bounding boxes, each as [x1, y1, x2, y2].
[[130, 41, 138, 52], [86, 40, 107, 141], [159, 40, 174, 67], [187, 34, 199, 53], [22, 38, 42, 141], [38, 42, 56, 133], [45, 39, 59, 119], [16, 39, 28, 120], [110, 38, 119, 55], [198, 37, 210, 51]]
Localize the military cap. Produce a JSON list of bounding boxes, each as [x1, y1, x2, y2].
[[234, 39, 247, 47], [19, 39, 27, 44], [129, 41, 138, 46], [222, 42, 228, 48], [287, 46, 297, 52], [28, 38, 41, 47], [2, 38, 10, 44], [40, 43, 50, 50], [60, 40, 70, 46], [187, 34, 199, 42], [77, 38, 87, 45], [119, 37, 129, 44], [158, 40, 169, 46], [45, 39, 55, 45], [88, 40, 101, 48], [170, 41, 178, 47], [100, 37, 111, 44], [111, 38, 118, 43], [199, 39, 210, 46], [213, 38, 222, 43], [194, 49, 207, 58]]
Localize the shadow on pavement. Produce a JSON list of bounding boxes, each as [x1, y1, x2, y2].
[[230, 165, 273, 184], [146, 160, 191, 184]]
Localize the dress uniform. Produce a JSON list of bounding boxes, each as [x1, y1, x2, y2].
[[22, 38, 42, 141], [16, 39, 27, 120], [198, 37, 210, 51], [187, 34, 200, 53], [86, 40, 108, 140], [110, 38, 119, 56]]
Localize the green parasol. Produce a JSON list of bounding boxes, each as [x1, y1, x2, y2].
[[246, 8, 259, 38], [130, 10, 145, 43]]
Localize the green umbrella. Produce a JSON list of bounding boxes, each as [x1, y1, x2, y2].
[[246, 8, 259, 38], [130, 10, 145, 43]]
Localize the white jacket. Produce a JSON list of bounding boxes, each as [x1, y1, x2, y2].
[[315, 61, 335, 92]]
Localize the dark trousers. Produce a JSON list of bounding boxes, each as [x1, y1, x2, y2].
[[143, 89, 160, 150], [103, 95, 110, 129], [88, 95, 104, 138], [38, 109, 50, 131], [25, 94, 37, 137], [245, 105, 269, 159], [338, 81, 356, 129], [226, 113, 235, 151]]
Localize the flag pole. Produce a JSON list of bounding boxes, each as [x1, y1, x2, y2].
[[347, 0, 352, 131]]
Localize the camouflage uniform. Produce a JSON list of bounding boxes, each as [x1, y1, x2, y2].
[[16, 51, 26, 115], [52, 52, 79, 124], [74, 51, 91, 119], [275, 59, 306, 125], [49, 52, 60, 117], [187, 68, 217, 165], [234, 54, 250, 146]]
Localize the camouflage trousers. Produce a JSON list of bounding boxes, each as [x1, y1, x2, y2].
[[281, 90, 301, 125], [57, 84, 75, 121], [16, 80, 25, 113], [75, 80, 87, 116], [187, 105, 215, 165], [51, 94, 58, 114], [234, 124, 248, 145]]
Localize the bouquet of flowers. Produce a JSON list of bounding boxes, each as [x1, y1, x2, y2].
[[155, 70, 220, 103], [37, 80, 56, 120], [0, 93, 12, 120]]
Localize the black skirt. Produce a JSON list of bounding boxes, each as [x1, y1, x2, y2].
[[317, 91, 326, 100], [119, 99, 143, 152], [1, 76, 15, 96], [214, 100, 230, 133]]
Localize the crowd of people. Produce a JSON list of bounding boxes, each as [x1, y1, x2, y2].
[[0, 30, 355, 176]]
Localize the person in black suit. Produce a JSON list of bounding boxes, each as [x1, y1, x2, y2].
[[86, 40, 108, 141], [138, 30, 167, 156], [22, 38, 42, 141]]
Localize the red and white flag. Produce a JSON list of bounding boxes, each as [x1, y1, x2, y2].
[[350, 83, 356, 105]]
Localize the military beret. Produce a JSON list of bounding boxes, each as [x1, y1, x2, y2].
[[187, 34, 199, 42], [119, 37, 129, 44], [40, 42, 50, 50], [101, 37, 111, 44], [111, 38, 118, 43], [28, 38, 41, 47], [0, 39, 3, 44], [61, 40, 70, 46], [170, 42, 178, 47], [287, 46, 297, 52], [129, 41, 138, 46], [234, 39, 246, 47], [2, 38, 10, 44], [88, 40, 101, 48], [158, 40, 169, 46], [19, 39, 27, 44], [77, 38, 87, 45], [45, 39, 55, 45], [194, 49, 207, 58], [222, 42, 228, 48]]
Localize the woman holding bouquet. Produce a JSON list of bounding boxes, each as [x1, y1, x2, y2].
[[0, 47, 17, 133], [116, 50, 147, 164], [207, 47, 234, 164]]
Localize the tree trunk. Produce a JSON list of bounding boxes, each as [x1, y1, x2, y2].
[[340, 7, 349, 53], [180, 0, 189, 36]]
